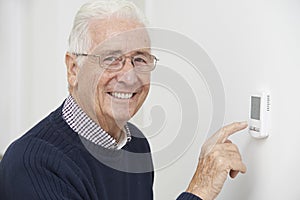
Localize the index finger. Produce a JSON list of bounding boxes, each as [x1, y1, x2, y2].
[[213, 122, 248, 144]]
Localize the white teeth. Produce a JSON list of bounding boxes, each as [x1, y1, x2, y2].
[[111, 92, 133, 99]]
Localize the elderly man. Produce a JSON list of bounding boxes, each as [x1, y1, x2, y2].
[[0, 1, 247, 200]]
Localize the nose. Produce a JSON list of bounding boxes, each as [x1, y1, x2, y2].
[[117, 57, 138, 85]]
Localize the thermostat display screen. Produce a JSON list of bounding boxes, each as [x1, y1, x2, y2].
[[251, 96, 261, 120]]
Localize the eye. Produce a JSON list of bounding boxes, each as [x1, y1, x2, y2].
[[102, 56, 121, 65], [133, 55, 148, 64]]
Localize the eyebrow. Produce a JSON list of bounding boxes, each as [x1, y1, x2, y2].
[[100, 50, 123, 55], [135, 50, 150, 55], [98, 49, 151, 56]]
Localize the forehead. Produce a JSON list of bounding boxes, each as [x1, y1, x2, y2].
[[88, 17, 151, 54]]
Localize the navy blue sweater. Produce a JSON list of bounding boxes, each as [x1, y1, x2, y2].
[[0, 104, 200, 200]]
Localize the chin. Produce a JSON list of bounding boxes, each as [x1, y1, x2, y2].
[[111, 108, 136, 122], [102, 90, 147, 123]]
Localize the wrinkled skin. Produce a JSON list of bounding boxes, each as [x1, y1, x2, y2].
[[66, 17, 151, 140], [186, 122, 248, 200]]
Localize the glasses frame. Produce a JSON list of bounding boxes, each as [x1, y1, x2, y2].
[[73, 52, 159, 72]]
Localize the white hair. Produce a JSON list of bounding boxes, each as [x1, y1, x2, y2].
[[68, 0, 148, 67]]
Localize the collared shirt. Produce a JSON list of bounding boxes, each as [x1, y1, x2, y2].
[[62, 95, 131, 150]]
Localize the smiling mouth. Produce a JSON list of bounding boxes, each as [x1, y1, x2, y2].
[[108, 92, 137, 99]]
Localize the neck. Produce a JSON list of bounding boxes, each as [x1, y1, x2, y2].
[[98, 117, 127, 142], [70, 92, 127, 142]]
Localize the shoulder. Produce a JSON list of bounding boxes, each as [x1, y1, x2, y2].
[[5, 106, 78, 159], [0, 139, 87, 200], [0, 104, 81, 178], [0, 107, 84, 199]]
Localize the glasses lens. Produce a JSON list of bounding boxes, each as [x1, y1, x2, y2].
[[98, 52, 157, 72], [100, 56, 122, 70], [133, 54, 155, 72]]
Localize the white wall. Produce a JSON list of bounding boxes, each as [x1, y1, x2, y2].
[[0, 0, 84, 154], [147, 0, 300, 199], [1, 0, 300, 200]]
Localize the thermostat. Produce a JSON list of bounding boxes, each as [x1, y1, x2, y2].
[[249, 92, 271, 139]]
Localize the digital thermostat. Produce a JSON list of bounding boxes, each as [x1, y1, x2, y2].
[[249, 92, 271, 139]]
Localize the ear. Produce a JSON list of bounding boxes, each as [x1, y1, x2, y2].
[[65, 52, 79, 88]]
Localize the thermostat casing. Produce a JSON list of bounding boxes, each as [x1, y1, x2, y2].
[[249, 93, 271, 139]]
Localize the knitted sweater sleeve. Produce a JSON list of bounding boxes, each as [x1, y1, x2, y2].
[[1, 139, 204, 200], [177, 192, 202, 200], [0, 138, 88, 200]]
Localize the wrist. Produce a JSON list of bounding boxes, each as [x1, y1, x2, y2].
[[186, 186, 213, 200]]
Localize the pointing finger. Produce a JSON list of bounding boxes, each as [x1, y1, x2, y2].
[[214, 122, 248, 144], [201, 122, 248, 158]]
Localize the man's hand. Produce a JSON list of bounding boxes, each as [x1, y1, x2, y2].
[[186, 122, 248, 200]]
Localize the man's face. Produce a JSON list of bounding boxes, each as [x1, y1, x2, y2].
[[71, 18, 151, 131]]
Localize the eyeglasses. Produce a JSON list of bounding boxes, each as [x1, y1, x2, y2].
[[73, 52, 158, 72]]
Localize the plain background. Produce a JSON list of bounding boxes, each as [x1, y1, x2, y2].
[[1, 0, 300, 199]]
